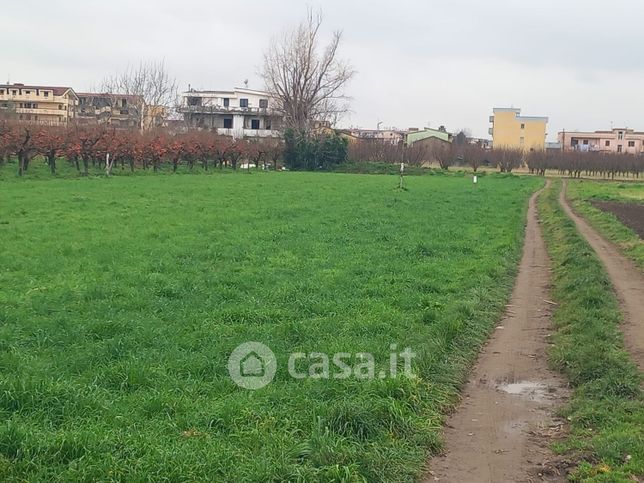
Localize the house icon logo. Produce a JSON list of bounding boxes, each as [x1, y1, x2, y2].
[[228, 342, 276, 390]]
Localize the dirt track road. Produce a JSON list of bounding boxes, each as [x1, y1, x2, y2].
[[426, 183, 569, 482], [560, 180, 644, 370]]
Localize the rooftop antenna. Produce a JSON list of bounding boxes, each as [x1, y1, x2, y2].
[[243, 79, 249, 88]]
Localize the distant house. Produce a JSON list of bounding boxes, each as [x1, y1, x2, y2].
[[346, 128, 407, 145], [178, 87, 282, 139], [0, 83, 78, 126], [558, 128, 644, 155], [405, 126, 452, 148]]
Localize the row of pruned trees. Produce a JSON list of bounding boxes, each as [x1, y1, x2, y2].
[[0, 122, 284, 176], [347, 138, 644, 178], [526, 150, 643, 178]]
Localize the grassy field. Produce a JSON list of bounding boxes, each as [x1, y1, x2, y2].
[[539, 180, 643, 482], [0, 165, 541, 481], [566, 180, 644, 270]]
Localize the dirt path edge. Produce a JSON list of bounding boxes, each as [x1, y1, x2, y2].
[[424, 181, 570, 482], [559, 179, 644, 371]]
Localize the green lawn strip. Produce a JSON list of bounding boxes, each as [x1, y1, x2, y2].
[[566, 180, 644, 270], [538, 179, 643, 482], [0, 170, 539, 480]]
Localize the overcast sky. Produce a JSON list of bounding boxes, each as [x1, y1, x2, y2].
[[3, 0, 644, 140]]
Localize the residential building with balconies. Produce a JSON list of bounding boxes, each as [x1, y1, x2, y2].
[[489, 107, 548, 151], [179, 87, 282, 138], [558, 128, 644, 154], [76, 93, 145, 128], [0, 83, 78, 125]]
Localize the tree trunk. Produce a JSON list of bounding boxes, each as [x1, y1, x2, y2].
[[48, 154, 56, 175]]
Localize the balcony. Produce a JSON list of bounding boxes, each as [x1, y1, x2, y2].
[[14, 107, 68, 116], [179, 104, 276, 116], [216, 128, 281, 139]]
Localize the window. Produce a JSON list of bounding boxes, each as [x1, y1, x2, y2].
[[0, 89, 4, 95], [617, 145, 623, 153], [58, 104, 63, 110], [12, 90, 17, 95], [43, 91, 49, 98], [223, 98, 230, 107], [266, 120, 271, 130], [520, 123, 525, 129], [571, 139, 579, 147], [583, 139, 589, 145], [251, 119, 260, 130], [239, 98, 249, 108], [605, 140, 610, 147], [25, 90, 31, 94], [223, 117, 233, 128], [259, 99, 268, 109], [519, 136, 525, 145], [618, 131, 624, 140], [628, 141, 635, 147]]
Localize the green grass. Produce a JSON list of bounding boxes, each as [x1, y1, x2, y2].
[[538, 179, 644, 482], [0, 159, 542, 481], [566, 180, 644, 270]]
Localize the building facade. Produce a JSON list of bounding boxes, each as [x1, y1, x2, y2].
[[558, 128, 644, 154], [76, 93, 145, 128], [489, 108, 548, 150], [0, 83, 78, 125], [179, 87, 281, 138]]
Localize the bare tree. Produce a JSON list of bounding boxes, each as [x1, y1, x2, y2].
[[433, 142, 455, 170], [101, 60, 177, 130], [261, 10, 355, 133]]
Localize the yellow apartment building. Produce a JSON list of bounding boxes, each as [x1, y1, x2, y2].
[[489, 108, 548, 151], [0, 83, 78, 126]]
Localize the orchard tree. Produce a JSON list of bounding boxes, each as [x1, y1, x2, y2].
[[433, 142, 455, 170], [33, 127, 68, 175]]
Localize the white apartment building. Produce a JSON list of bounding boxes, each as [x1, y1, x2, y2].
[[179, 87, 282, 138]]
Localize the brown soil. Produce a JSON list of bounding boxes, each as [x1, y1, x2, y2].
[[425, 182, 570, 482], [589, 200, 644, 238], [561, 181, 644, 370]]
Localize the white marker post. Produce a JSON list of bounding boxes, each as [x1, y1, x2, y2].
[[473, 174, 478, 184], [105, 153, 113, 176], [400, 162, 405, 189]]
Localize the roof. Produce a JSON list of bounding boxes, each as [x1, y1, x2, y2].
[[182, 87, 272, 97], [406, 128, 451, 145], [0, 83, 75, 97], [76, 92, 144, 101], [493, 107, 548, 123]]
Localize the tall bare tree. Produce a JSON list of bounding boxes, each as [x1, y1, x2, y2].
[[101, 60, 177, 130], [261, 10, 355, 133]]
